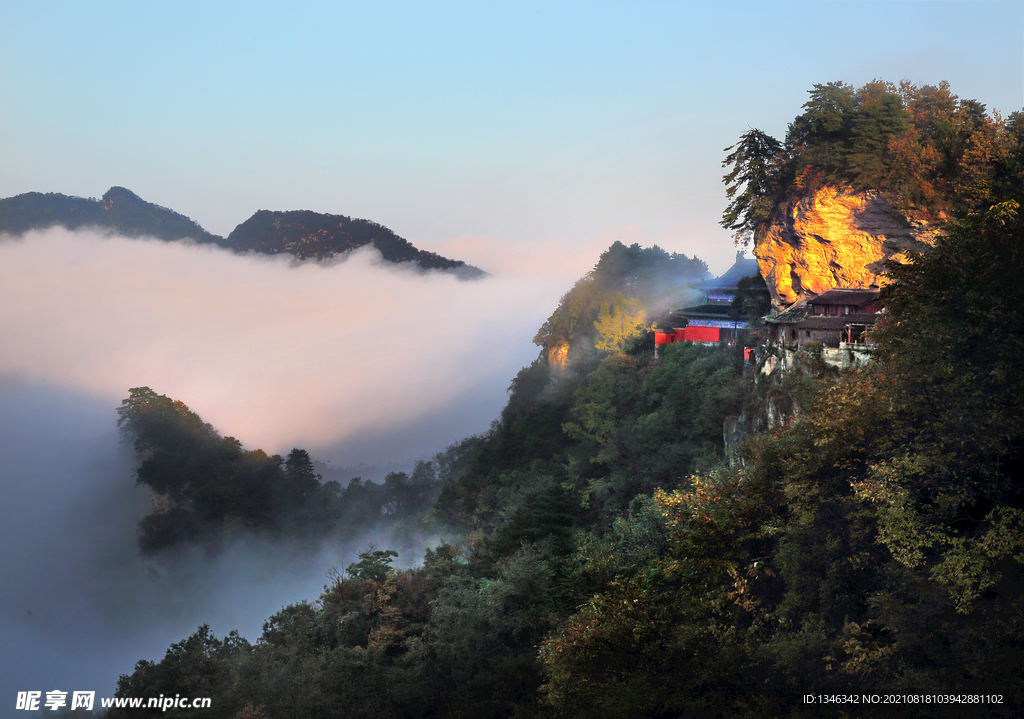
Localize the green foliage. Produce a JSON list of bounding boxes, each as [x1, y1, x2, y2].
[[0, 187, 482, 275], [346, 548, 399, 583], [484, 483, 576, 563], [533, 241, 707, 354], [569, 494, 670, 596], [109, 625, 250, 718], [118, 387, 448, 555], [118, 387, 239, 506], [0, 187, 221, 243], [786, 81, 856, 152], [541, 351, 1023, 715], [226, 209, 482, 274], [539, 195, 1024, 714], [723, 80, 1018, 244], [721, 128, 786, 243], [284, 448, 321, 504], [118, 387, 288, 549], [114, 204, 1024, 715], [730, 272, 772, 330], [564, 342, 743, 512], [428, 544, 562, 716], [436, 329, 745, 536], [541, 575, 699, 718], [844, 81, 911, 190], [866, 200, 1024, 609], [562, 353, 644, 447]]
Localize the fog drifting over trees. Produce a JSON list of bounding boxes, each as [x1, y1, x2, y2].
[[0, 227, 598, 700]]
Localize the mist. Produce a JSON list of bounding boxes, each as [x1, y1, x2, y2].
[[0, 228, 587, 708], [0, 378, 452, 706], [0, 228, 584, 462]]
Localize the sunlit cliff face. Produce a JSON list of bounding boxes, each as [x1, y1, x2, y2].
[[754, 186, 939, 307], [547, 341, 570, 369]]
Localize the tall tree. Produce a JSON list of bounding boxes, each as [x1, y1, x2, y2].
[[284, 448, 321, 505], [593, 296, 649, 353], [720, 128, 785, 245]]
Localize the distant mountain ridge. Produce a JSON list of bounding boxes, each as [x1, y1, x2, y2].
[[0, 186, 485, 277]]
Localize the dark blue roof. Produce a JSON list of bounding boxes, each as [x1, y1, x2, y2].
[[699, 251, 761, 290]]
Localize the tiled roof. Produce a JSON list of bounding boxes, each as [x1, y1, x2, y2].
[[791, 312, 880, 330], [765, 288, 881, 325], [764, 302, 810, 325], [692, 251, 760, 291], [679, 303, 735, 319], [808, 288, 879, 306]]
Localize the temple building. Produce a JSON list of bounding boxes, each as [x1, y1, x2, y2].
[[763, 288, 882, 348], [655, 251, 765, 347]]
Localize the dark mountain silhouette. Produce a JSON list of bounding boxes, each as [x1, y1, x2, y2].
[[0, 187, 220, 244], [0, 187, 484, 277], [225, 209, 483, 276]]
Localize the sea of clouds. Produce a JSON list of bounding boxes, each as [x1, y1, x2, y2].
[[0, 226, 609, 704]]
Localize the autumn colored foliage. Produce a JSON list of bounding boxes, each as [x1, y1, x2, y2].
[[722, 80, 1023, 244]]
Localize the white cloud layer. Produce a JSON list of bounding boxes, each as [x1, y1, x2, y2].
[[0, 226, 584, 699], [0, 228, 573, 463]]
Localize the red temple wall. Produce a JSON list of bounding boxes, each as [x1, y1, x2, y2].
[[655, 326, 721, 345]]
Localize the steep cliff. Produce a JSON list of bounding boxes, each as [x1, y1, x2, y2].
[[753, 186, 940, 307]]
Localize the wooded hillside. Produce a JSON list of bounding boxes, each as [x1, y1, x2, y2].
[[109, 81, 1024, 718]]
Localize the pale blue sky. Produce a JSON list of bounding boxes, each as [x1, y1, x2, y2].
[[2, 0, 1021, 273]]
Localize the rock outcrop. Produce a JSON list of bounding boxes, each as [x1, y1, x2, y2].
[[547, 341, 570, 370], [754, 186, 939, 307]]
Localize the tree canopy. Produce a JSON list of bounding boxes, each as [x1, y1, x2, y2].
[[117, 387, 454, 555], [533, 241, 707, 356], [721, 80, 1019, 246]]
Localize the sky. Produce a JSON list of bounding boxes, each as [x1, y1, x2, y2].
[[2, 1, 1021, 275], [0, 0, 1022, 710]]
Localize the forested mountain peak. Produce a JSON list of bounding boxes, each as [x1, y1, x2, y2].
[[226, 208, 485, 276], [721, 80, 1023, 306], [83, 80, 1024, 716], [533, 241, 708, 368], [0, 186, 220, 244], [108, 198, 1024, 715], [0, 187, 483, 276], [722, 80, 1022, 244]]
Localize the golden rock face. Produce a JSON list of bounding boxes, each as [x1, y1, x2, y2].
[[548, 341, 570, 369], [754, 186, 938, 307]]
